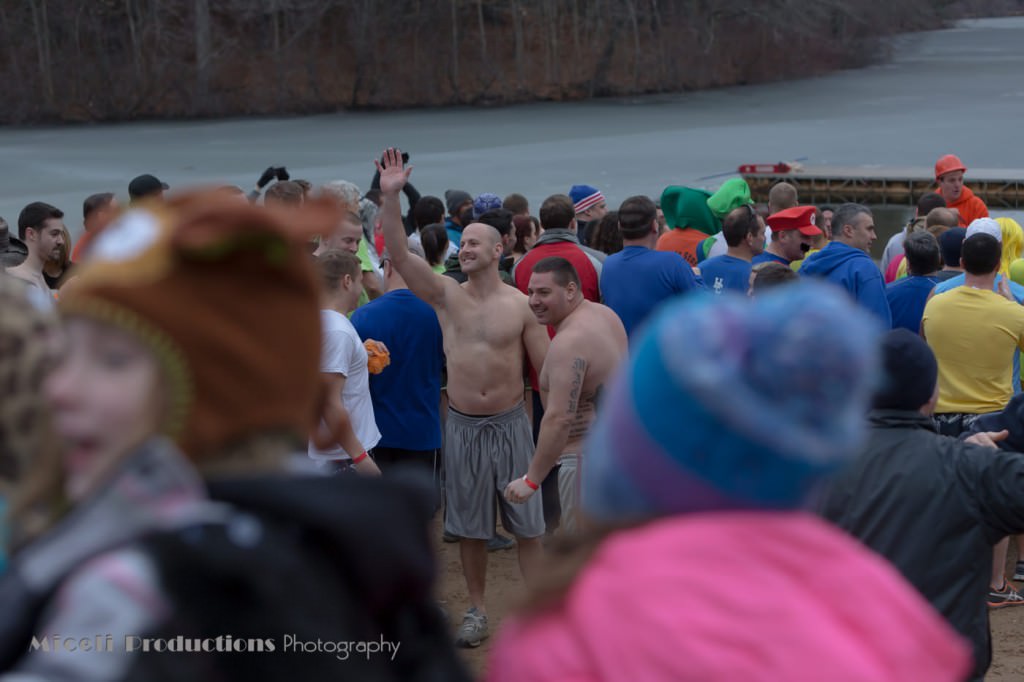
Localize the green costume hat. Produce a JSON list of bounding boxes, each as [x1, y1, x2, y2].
[[660, 186, 720, 236], [707, 178, 753, 219]]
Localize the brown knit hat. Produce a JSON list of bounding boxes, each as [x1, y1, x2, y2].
[[58, 190, 340, 461]]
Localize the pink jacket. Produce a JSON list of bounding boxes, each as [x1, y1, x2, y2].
[[487, 512, 970, 682]]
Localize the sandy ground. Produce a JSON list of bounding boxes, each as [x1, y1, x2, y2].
[[986, 546, 1024, 681], [438, 527, 1024, 680], [990, 608, 1024, 681], [436, 523, 522, 681]]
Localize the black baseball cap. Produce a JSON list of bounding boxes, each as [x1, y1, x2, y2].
[[128, 174, 169, 200]]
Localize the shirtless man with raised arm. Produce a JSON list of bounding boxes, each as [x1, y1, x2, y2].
[[505, 256, 627, 533], [376, 148, 549, 648]]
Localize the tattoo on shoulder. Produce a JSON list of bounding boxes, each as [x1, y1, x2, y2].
[[567, 357, 586, 414]]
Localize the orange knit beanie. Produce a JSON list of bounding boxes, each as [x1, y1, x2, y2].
[[59, 191, 340, 460]]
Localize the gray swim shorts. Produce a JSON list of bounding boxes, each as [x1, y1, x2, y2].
[[557, 454, 580, 535], [443, 402, 544, 540]]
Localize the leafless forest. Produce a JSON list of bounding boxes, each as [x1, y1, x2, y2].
[[0, 0, 1018, 123]]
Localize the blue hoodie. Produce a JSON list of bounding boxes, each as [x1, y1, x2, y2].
[[799, 242, 892, 327], [444, 217, 463, 249]]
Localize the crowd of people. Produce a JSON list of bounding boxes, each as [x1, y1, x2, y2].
[[0, 149, 1022, 681]]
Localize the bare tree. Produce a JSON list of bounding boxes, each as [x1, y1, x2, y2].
[[194, 0, 212, 111], [450, 0, 460, 96], [29, 0, 54, 109]]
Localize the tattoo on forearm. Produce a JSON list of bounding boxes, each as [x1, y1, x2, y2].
[[568, 357, 585, 414]]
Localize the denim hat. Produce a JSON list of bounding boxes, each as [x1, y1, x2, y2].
[[473, 193, 502, 220]]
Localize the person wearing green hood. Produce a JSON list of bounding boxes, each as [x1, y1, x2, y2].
[[693, 178, 755, 264], [655, 186, 721, 267]]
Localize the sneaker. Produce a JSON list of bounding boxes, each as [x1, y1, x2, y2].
[[988, 580, 1024, 608], [487, 533, 515, 552], [1013, 562, 1024, 582], [455, 608, 489, 648]]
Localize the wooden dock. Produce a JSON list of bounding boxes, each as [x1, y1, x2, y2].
[[739, 165, 1024, 208]]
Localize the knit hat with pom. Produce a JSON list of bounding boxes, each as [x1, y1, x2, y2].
[[582, 282, 881, 522]]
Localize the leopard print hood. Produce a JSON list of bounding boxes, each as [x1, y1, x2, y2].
[[0, 275, 57, 490]]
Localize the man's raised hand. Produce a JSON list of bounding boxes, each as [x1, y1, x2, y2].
[[375, 148, 412, 195]]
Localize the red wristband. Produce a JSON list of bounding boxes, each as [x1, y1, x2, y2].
[[522, 474, 539, 491], [351, 451, 369, 465]]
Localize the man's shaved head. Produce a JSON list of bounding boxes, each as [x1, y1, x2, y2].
[[463, 222, 502, 245]]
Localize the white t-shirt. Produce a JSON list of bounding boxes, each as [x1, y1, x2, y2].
[[308, 310, 381, 461]]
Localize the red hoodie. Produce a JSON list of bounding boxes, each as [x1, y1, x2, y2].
[[937, 186, 988, 227]]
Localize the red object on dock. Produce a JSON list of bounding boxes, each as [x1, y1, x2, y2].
[[737, 163, 792, 174]]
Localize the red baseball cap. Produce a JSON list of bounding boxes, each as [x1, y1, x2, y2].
[[767, 206, 821, 236]]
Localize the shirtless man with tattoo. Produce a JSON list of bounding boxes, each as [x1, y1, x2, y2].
[[377, 149, 549, 648], [505, 256, 628, 533]]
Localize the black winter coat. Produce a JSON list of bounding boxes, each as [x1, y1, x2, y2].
[[821, 410, 1024, 681]]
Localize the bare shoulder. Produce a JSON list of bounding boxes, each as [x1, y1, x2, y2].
[[592, 300, 623, 323], [586, 301, 627, 334], [549, 324, 589, 360], [5, 266, 38, 288], [504, 284, 533, 316], [502, 282, 529, 302]]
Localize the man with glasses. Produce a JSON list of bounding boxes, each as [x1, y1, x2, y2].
[[698, 204, 765, 295]]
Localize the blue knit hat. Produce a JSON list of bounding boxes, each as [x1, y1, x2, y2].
[[473, 193, 502, 219], [582, 282, 881, 523], [568, 185, 605, 214]]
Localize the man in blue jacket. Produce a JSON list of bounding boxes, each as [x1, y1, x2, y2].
[[799, 203, 892, 326]]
